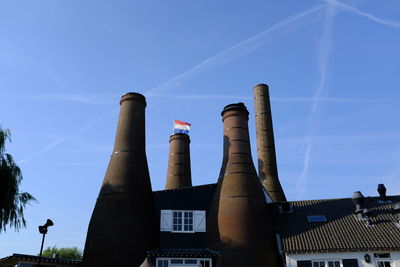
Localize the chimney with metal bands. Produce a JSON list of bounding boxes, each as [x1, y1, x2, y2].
[[207, 102, 281, 267], [83, 92, 157, 267]]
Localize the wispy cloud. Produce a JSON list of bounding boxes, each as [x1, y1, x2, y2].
[[148, 94, 252, 100], [17, 107, 118, 164], [333, 1, 400, 29], [51, 161, 101, 166], [0, 93, 118, 105], [326, 0, 400, 197], [16, 1, 400, 166], [150, 93, 398, 103], [14, 6, 325, 164], [281, 131, 400, 145], [296, 2, 336, 200], [3, 92, 397, 104], [144, 4, 326, 96]]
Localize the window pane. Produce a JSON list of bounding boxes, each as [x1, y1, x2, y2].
[[157, 260, 169, 267], [334, 261, 340, 267], [171, 259, 184, 264], [328, 262, 333, 267], [313, 262, 319, 267], [198, 259, 211, 267], [375, 253, 391, 258], [384, 262, 391, 267], [185, 259, 197, 264], [319, 262, 325, 267]]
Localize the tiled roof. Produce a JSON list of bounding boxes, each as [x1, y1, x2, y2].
[[147, 248, 220, 258], [0, 253, 82, 266], [274, 196, 400, 254], [153, 183, 217, 194]]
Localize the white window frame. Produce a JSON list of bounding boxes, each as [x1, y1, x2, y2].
[[376, 260, 392, 267], [156, 257, 212, 267], [375, 253, 392, 267], [172, 211, 194, 233], [312, 259, 342, 267]]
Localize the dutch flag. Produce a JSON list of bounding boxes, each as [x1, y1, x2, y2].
[[174, 119, 191, 134]]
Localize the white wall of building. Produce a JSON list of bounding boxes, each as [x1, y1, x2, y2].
[[286, 252, 400, 267]]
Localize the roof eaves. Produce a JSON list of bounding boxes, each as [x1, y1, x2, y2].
[[153, 183, 217, 194]]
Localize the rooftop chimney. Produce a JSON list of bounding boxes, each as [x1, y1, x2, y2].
[[165, 133, 192, 189], [207, 102, 281, 267], [253, 84, 286, 202], [378, 184, 387, 202], [352, 191, 365, 219], [83, 93, 157, 266]]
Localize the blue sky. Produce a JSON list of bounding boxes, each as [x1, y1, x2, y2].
[[1, 0, 400, 257]]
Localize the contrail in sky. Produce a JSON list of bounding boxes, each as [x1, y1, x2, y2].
[[149, 93, 399, 103], [333, 1, 400, 29], [19, 2, 400, 164], [2, 92, 398, 103], [17, 5, 326, 163], [144, 4, 326, 96], [0, 93, 119, 105], [17, 107, 119, 164], [295, 0, 400, 199], [296, 2, 336, 200]]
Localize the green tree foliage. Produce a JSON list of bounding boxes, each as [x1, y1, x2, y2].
[[40, 246, 83, 260], [0, 127, 37, 232]]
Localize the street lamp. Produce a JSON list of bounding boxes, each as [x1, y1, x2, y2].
[[38, 219, 54, 266]]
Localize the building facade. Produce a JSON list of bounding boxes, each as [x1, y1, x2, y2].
[[80, 84, 400, 267]]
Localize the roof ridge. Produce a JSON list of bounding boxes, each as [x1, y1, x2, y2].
[[153, 183, 217, 193]]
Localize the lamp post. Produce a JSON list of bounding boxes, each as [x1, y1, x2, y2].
[[38, 219, 54, 266]]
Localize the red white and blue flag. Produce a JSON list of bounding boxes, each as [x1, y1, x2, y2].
[[174, 119, 191, 134]]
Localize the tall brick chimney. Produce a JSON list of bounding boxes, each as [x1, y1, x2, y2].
[[207, 102, 281, 267], [254, 84, 286, 202], [165, 133, 192, 189], [83, 93, 157, 266]]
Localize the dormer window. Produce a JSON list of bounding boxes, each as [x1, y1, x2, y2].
[[160, 210, 206, 233], [173, 211, 193, 232]]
